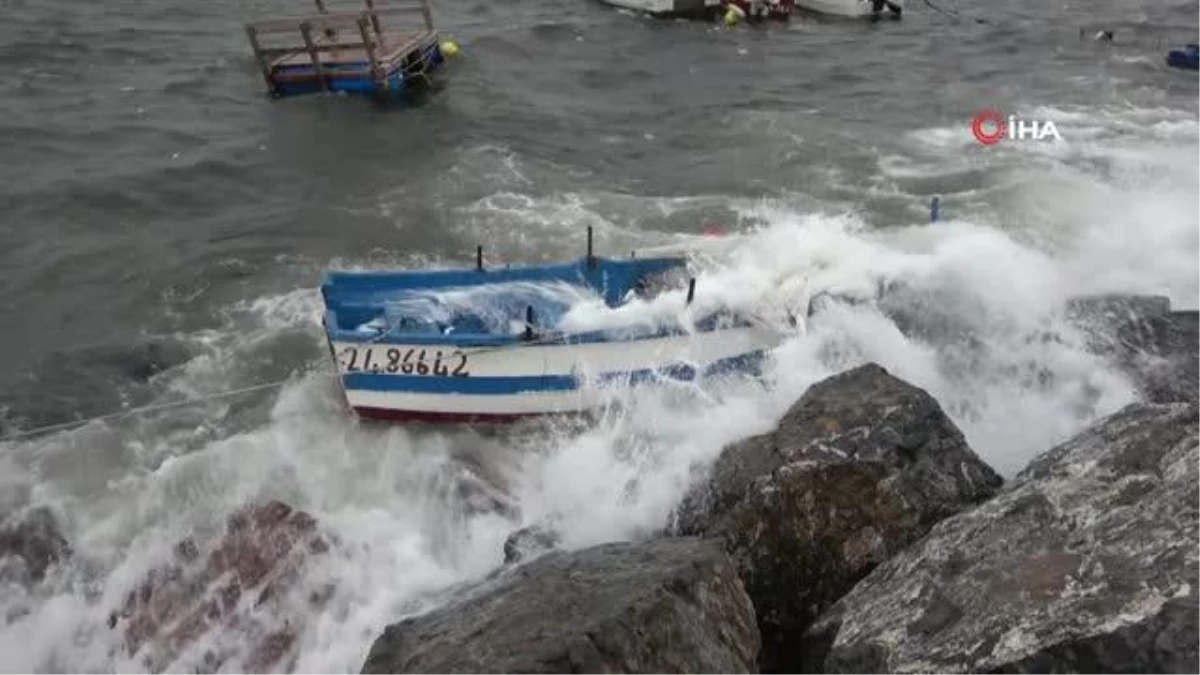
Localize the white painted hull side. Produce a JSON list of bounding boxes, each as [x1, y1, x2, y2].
[[599, 0, 721, 16], [794, 0, 899, 17], [329, 326, 783, 420]]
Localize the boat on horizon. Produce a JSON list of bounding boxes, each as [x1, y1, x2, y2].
[[319, 228, 791, 424], [793, 0, 902, 19]]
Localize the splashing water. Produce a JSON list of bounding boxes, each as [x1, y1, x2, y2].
[[1, 101, 1196, 673]]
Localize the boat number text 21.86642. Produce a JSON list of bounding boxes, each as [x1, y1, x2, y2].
[[338, 346, 471, 377]]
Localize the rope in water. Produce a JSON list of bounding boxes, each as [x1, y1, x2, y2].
[[0, 378, 297, 442]]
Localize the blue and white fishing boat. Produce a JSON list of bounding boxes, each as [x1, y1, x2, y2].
[[319, 230, 789, 423]]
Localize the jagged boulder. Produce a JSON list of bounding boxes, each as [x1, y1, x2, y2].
[[1065, 294, 1198, 404], [804, 402, 1199, 674], [360, 537, 761, 674], [0, 506, 70, 584], [674, 362, 1003, 672], [502, 524, 560, 564], [107, 500, 333, 673]]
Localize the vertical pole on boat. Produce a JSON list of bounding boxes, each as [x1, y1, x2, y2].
[[524, 305, 535, 341], [476, 245, 483, 271], [244, 25, 276, 96], [686, 278, 696, 305], [300, 21, 329, 93], [930, 196, 940, 223], [586, 226, 595, 269]]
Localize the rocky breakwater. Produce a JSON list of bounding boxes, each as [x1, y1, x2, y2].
[[360, 537, 761, 673], [358, 362, 1005, 674], [357, 332, 1197, 674], [672, 363, 1004, 672], [803, 401, 1199, 673], [106, 500, 334, 673], [0, 506, 71, 585], [1065, 294, 1199, 405]]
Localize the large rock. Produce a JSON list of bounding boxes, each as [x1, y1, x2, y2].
[[1149, 311, 1199, 402], [107, 500, 333, 673], [1066, 294, 1198, 404], [502, 524, 561, 564], [360, 537, 761, 674], [804, 402, 1199, 673], [0, 506, 71, 583], [674, 362, 1003, 672]]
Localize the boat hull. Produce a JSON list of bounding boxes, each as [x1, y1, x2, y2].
[[794, 0, 901, 18], [598, 0, 722, 18], [329, 325, 779, 422], [1166, 45, 1199, 71]]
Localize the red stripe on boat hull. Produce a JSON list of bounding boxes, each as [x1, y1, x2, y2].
[[352, 406, 550, 425]]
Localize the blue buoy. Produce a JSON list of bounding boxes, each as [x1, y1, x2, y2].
[[930, 196, 941, 223]]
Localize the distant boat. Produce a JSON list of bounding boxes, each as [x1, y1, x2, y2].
[[242, 0, 454, 100], [596, 0, 722, 19], [319, 228, 789, 423], [1166, 44, 1199, 71], [794, 0, 902, 19]]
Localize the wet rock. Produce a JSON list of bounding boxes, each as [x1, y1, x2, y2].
[[1147, 309, 1198, 401], [1066, 294, 1198, 404], [674, 362, 1003, 672], [502, 524, 560, 564], [361, 537, 760, 674], [805, 290, 870, 318], [107, 500, 333, 673], [0, 506, 70, 583], [1065, 294, 1166, 365], [452, 464, 517, 519], [804, 402, 1199, 674]]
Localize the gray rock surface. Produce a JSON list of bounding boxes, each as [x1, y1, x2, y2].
[[360, 537, 761, 674], [1066, 294, 1198, 404], [804, 402, 1199, 674], [502, 524, 560, 564], [674, 362, 1003, 672], [107, 500, 334, 673], [0, 506, 70, 583]]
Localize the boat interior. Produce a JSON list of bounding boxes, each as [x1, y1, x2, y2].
[[321, 254, 692, 345]]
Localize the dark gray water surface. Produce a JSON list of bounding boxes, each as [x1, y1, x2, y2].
[[1, 0, 1194, 410], [0, 0, 1195, 670]]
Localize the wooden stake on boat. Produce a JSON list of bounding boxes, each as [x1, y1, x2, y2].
[[586, 226, 595, 269], [299, 21, 330, 92], [244, 25, 276, 95], [357, 16, 384, 87], [476, 245, 484, 271], [365, 0, 384, 35], [524, 305, 535, 341], [686, 278, 696, 304]]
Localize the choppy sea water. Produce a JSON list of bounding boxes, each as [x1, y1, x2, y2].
[[0, 0, 1196, 670]]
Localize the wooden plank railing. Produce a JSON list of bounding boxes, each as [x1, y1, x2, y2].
[[244, 0, 436, 94]]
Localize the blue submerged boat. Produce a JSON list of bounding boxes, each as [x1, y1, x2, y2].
[[319, 229, 787, 423], [244, 0, 455, 100], [1166, 44, 1199, 71]]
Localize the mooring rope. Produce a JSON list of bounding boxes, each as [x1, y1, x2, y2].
[[0, 377, 298, 443], [922, 0, 961, 19]]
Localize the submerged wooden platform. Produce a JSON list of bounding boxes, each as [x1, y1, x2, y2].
[[245, 0, 445, 99]]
